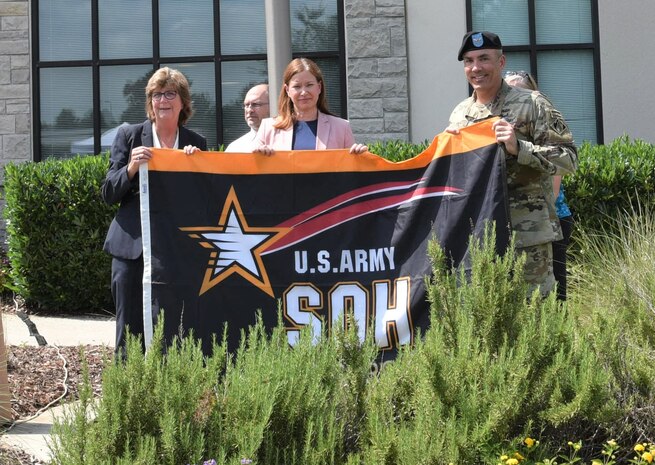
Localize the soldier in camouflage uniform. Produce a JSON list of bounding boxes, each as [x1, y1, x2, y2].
[[446, 31, 578, 298]]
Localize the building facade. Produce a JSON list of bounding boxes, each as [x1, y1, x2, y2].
[[1, 0, 654, 173]]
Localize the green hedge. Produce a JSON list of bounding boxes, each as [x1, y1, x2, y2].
[[565, 135, 655, 234], [3, 154, 116, 312], [367, 139, 430, 162]]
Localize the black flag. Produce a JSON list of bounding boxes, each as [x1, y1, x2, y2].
[[141, 118, 510, 357]]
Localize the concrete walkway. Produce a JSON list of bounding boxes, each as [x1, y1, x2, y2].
[[2, 311, 115, 347], [1, 311, 115, 463]]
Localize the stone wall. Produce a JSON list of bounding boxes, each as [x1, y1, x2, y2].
[[0, 0, 30, 245], [0, 0, 30, 173], [345, 0, 408, 143]]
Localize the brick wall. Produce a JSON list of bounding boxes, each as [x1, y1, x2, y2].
[[345, 0, 409, 143]]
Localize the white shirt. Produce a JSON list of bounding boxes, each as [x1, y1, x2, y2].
[[225, 129, 257, 153], [152, 122, 179, 149]]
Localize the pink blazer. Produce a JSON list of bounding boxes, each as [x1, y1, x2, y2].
[[255, 111, 355, 150]]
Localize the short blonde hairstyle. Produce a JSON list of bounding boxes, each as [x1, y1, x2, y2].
[[144, 67, 194, 125], [504, 70, 538, 91]]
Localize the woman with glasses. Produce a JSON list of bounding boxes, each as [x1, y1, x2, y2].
[[504, 70, 574, 301], [254, 58, 368, 155], [101, 67, 208, 355]]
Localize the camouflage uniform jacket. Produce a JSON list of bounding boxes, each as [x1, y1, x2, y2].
[[448, 81, 578, 248]]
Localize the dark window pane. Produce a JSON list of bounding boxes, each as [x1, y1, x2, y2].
[[160, 0, 214, 57], [291, 0, 339, 53], [471, 0, 528, 45], [99, 65, 154, 153], [220, 0, 266, 55], [39, 0, 91, 61], [41, 68, 93, 158], [313, 57, 342, 116], [99, 0, 152, 59], [535, 0, 592, 44], [537, 50, 596, 144], [35, 0, 347, 159], [503, 52, 531, 77], [221, 61, 269, 147], [164, 62, 218, 150], [101, 65, 154, 130]]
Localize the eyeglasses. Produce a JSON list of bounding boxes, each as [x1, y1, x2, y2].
[[243, 102, 269, 110], [504, 70, 528, 78], [504, 70, 538, 90], [152, 91, 178, 101]]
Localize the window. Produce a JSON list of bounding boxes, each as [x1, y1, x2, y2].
[[33, 0, 346, 159], [468, 0, 602, 144]]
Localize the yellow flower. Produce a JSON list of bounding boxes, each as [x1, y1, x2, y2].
[[506, 459, 519, 465], [524, 437, 535, 448], [513, 452, 525, 461], [607, 439, 618, 448], [643, 452, 653, 463], [500, 455, 509, 461], [635, 444, 646, 452], [592, 460, 603, 465]]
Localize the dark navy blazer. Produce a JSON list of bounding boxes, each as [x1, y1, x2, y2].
[[101, 120, 207, 260]]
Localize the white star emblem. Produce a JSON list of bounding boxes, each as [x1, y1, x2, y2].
[[180, 186, 288, 297], [202, 208, 273, 278]]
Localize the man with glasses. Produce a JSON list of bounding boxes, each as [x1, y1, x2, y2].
[[445, 31, 578, 299], [225, 83, 269, 152]]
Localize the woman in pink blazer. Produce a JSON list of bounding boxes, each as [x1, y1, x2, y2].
[[254, 58, 367, 155]]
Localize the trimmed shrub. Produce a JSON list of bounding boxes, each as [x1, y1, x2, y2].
[[565, 136, 655, 236], [3, 154, 115, 312], [368, 139, 430, 162]]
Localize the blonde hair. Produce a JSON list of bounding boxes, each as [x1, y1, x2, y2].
[[144, 67, 194, 125], [274, 58, 334, 130], [504, 70, 538, 91]]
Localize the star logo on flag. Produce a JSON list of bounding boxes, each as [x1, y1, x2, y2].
[[180, 186, 288, 297]]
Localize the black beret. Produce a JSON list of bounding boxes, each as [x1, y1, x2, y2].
[[457, 31, 503, 61]]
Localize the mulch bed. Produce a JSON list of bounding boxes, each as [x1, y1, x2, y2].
[[2, 305, 113, 465], [6, 344, 112, 422]]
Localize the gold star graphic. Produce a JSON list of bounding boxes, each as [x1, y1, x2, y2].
[[180, 186, 288, 297]]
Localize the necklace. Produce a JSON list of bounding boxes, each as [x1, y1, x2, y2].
[[153, 123, 178, 149]]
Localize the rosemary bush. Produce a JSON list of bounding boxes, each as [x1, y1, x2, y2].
[[50, 313, 378, 465], [49, 227, 651, 465], [359, 228, 617, 465]]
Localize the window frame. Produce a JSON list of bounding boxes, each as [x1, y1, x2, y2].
[[30, 0, 347, 161]]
